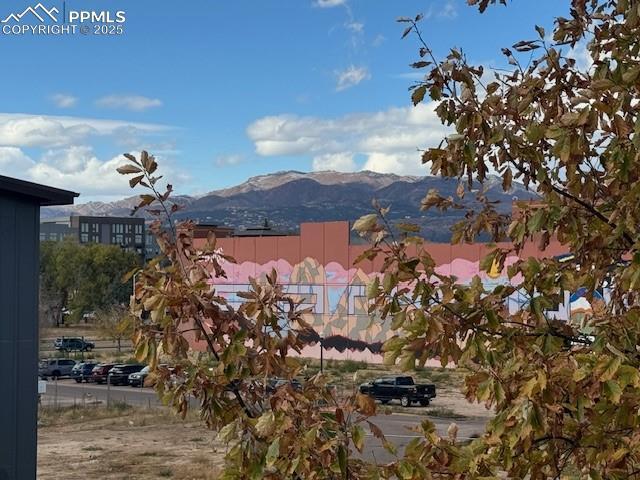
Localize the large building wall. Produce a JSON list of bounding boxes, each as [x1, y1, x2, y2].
[[193, 221, 571, 362]]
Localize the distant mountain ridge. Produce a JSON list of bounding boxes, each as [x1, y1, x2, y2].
[[211, 170, 420, 197], [41, 170, 536, 241]]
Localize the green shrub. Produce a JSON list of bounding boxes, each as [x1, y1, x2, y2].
[[332, 359, 368, 373]]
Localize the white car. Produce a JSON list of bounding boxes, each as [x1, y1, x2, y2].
[[38, 358, 76, 379]]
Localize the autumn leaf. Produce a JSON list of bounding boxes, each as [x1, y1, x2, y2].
[[117, 164, 143, 175]]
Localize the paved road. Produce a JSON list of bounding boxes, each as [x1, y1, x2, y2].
[[42, 379, 164, 408], [362, 413, 486, 463], [42, 380, 488, 463]]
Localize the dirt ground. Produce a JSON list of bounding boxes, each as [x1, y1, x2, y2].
[[37, 362, 492, 479], [318, 362, 493, 420], [37, 407, 225, 480]]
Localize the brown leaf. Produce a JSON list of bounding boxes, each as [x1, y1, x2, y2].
[[129, 175, 144, 188], [356, 393, 377, 416], [411, 85, 427, 106], [117, 164, 143, 175], [502, 168, 513, 191]]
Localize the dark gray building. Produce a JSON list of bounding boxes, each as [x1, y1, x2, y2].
[[71, 215, 146, 255], [0, 175, 77, 480], [39, 217, 73, 242], [40, 215, 146, 256], [146, 229, 161, 258]]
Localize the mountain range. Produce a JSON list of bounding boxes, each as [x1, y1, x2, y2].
[[41, 170, 537, 241]]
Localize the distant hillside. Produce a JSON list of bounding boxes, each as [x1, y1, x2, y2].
[[41, 170, 537, 241]]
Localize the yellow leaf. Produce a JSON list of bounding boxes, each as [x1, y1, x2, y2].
[[265, 438, 280, 467], [520, 377, 537, 398], [351, 425, 365, 452], [352, 214, 378, 233], [604, 380, 623, 404], [599, 356, 622, 382]]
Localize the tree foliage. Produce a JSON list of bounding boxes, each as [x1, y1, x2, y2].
[[121, 1, 640, 478], [96, 305, 134, 353], [120, 152, 388, 479], [40, 239, 140, 325]]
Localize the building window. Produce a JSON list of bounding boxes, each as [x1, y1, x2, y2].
[[125, 224, 132, 234], [49, 233, 57, 240], [135, 224, 143, 234], [80, 223, 88, 233], [40, 233, 46, 241], [80, 233, 89, 243], [135, 234, 143, 245], [91, 223, 99, 233]]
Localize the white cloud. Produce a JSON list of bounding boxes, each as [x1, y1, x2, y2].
[[51, 93, 78, 108], [96, 94, 163, 112], [0, 146, 179, 201], [0, 116, 88, 147], [393, 72, 427, 80], [335, 65, 370, 91], [312, 152, 356, 172], [345, 21, 364, 34], [566, 40, 594, 73], [215, 154, 245, 167], [0, 147, 34, 171], [440, 1, 458, 19], [41, 145, 94, 174], [314, 0, 346, 7], [0, 112, 178, 201], [0, 113, 170, 148], [362, 153, 415, 174], [29, 149, 129, 196], [247, 102, 451, 175], [418, 1, 458, 21], [372, 34, 386, 47], [0, 147, 125, 198]]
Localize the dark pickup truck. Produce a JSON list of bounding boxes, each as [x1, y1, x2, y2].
[[359, 376, 436, 407]]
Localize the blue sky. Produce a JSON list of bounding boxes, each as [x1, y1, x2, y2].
[[0, 0, 571, 201]]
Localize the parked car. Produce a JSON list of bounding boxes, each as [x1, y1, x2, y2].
[[108, 364, 145, 386], [129, 364, 170, 388], [91, 363, 116, 384], [266, 378, 303, 395], [38, 358, 76, 379], [128, 365, 150, 387], [54, 337, 95, 352], [70, 362, 98, 383], [359, 376, 436, 407]]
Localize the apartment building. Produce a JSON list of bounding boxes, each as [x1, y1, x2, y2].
[[40, 215, 146, 256]]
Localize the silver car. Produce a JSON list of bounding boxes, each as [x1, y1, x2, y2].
[[38, 358, 77, 379]]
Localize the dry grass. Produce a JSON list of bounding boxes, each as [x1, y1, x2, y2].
[[38, 405, 224, 480], [299, 359, 465, 397], [41, 324, 106, 341], [295, 358, 493, 419]]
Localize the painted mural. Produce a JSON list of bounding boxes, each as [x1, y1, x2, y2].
[[196, 221, 596, 362]]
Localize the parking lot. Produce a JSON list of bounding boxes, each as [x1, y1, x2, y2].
[[40, 378, 488, 463], [40, 378, 164, 409]]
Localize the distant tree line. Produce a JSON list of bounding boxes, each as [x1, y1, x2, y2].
[[39, 239, 140, 327]]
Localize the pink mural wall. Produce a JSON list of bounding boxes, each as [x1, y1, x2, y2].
[[193, 221, 568, 362]]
